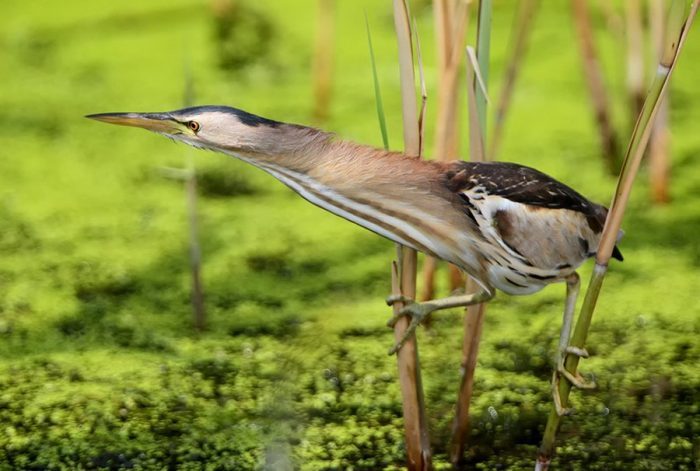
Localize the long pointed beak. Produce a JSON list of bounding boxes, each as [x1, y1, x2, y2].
[[86, 112, 182, 134]]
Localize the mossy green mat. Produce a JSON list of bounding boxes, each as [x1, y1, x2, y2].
[[1, 1, 699, 468]]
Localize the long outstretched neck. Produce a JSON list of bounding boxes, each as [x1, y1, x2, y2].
[[222, 122, 465, 262], [224, 122, 418, 179]]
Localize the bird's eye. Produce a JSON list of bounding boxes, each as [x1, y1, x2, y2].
[[187, 121, 200, 132]]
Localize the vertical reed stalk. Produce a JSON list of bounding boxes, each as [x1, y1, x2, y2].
[[421, 0, 470, 301], [474, 1, 490, 135], [183, 62, 206, 331], [649, 0, 671, 204], [649, 96, 670, 203], [449, 0, 491, 462], [536, 2, 697, 468], [571, 0, 621, 174], [391, 1, 432, 468], [185, 159, 206, 333], [312, 0, 335, 123], [596, 0, 625, 38], [488, 0, 540, 161], [625, 0, 645, 127], [449, 46, 486, 465]]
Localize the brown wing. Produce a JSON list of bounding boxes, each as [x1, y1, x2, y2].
[[445, 161, 623, 261]]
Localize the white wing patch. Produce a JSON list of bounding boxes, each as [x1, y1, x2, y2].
[[462, 188, 532, 263]]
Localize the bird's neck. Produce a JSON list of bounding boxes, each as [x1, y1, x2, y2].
[[224, 124, 471, 265], [229, 124, 434, 193]]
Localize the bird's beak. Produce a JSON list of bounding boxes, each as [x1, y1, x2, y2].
[[86, 112, 184, 135]]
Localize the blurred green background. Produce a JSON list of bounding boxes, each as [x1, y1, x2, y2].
[[1, 0, 699, 469]]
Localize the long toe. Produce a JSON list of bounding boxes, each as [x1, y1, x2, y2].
[[386, 294, 414, 306], [387, 320, 419, 355], [398, 302, 433, 322], [565, 346, 590, 358], [387, 303, 435, 355], [558, 365, 597, 390]]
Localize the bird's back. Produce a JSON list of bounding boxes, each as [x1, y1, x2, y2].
[[441, 161, 622, 295]]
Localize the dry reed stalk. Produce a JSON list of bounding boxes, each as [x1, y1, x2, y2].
[[449, 284, 485, 464], [183, 63, 206, 332], [186, 165, 206, 332], [158, 62, 207, 331], [571, 0, 621, 174], [649, 97, 670, 203], [596, 0, 625, 38], [421, 0, 470, 301], [434, 0, 452, 74], [536, 2, 697, 468], [449, 46, 487, 465], [433, 0, 469, 162], [649, 0, 671, 204], [391, 0, 432, 468], [488, 0, 540, 161], [312, 0, 335, 123], [626, 0, 646, 126], [449, 0, 491, 459]]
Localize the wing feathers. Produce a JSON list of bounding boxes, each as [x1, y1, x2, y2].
[[445, 161, 623, 262]]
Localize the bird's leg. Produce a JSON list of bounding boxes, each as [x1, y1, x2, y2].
[[386, 289, 494, 355], [552, 272, 596, 416]]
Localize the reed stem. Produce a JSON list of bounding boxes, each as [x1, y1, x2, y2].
[[489, 0, 540, 161], [421, 0, 469, 301], [536, 2, 697, 467], [312, 0, 336, 123], [390, 1, 432, 468], [571, 0, 621, 174], [183, 60, 206, 332], [648, 0, 671, 204], [449, 1, 491, 463]]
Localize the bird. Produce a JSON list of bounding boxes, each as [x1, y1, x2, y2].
[[87, 105, 623, 415]]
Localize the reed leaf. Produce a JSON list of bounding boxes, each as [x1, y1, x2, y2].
[[365, 14, 389, 150]]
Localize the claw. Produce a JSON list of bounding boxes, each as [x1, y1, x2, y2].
[[552, 346, 596, 415], [552, 372, 574, 417]]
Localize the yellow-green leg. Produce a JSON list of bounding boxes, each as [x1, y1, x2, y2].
[[552, 272, 596, 416]]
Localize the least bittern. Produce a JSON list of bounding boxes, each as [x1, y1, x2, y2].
[[88, 106, 623, 414]]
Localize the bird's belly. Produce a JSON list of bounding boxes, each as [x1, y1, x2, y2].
[[486, 264, 558, 296]]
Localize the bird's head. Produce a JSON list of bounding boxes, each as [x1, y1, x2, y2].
[[87, 105, 284, 154]]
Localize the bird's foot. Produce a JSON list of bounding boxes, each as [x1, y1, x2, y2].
[[558, 347, 596, 389], [386, 301, 438, 355], [552, 347, 596, 416]]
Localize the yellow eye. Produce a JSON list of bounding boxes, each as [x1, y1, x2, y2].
[[187, 121, 200, 132]]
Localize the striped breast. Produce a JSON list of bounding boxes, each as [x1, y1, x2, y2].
[[445, 161, 623, 295]]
